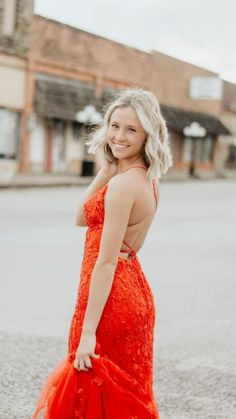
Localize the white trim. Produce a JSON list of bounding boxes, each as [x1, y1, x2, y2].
[[2, 0, 16, 36]]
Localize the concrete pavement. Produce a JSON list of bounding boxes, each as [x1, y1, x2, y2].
[[1, 168, 236, 189], [0, 180, 236, 418], [0, 173, 94, 188]]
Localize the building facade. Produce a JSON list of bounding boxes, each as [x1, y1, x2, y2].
[[151, 52, 230, 177], [217, 81, 236, 174], [0, 0, 33, 179], [0, 2, 232, 179], [22, 14, 153, 176]]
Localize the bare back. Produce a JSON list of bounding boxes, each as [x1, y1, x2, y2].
[[116, 166, 159, 255]]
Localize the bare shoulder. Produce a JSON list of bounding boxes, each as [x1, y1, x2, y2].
[[103, 172, 140, 213], [107, 171, 138, 194]]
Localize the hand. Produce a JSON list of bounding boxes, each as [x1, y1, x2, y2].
[[73, 330, 100, 372], [99, 156, 118, 179]]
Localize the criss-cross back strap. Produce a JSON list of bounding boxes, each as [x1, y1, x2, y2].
[[120, 239, 134, 253]]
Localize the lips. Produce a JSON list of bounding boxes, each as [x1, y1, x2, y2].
[[113, 143, 129, 149]]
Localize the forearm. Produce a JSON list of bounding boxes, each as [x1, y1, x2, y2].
[[82, 259, 116, 334]]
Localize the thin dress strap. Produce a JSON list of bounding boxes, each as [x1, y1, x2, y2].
[[121, 180, 158, 254], [119, 165, 147, 254], [152, 178, 158, 211], [119, 164, 147, 174], [120, 169, 159, 255]]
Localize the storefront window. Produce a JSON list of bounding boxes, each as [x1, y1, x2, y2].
[[51, 119, 66, 172], [226, 144, 236, 168], [183, 137, 192, 162], [202, 136, 213, 162], [195, 138, 204, 161], [72, 121, 83, 140], [0, 108, 19, 158], [183, 135, 213, 163]]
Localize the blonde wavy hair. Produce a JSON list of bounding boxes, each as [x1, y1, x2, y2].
[[85, 88, 173, 179]]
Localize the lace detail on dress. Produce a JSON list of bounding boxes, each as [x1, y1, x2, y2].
[[32, 176, 159, 418]]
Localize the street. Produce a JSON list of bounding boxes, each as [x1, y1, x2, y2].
[[0, 180, 235, 418]]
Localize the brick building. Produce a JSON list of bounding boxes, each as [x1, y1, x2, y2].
[[24, 14, 154, 175], [151, 52, 230, 177], [0, 1, 231, 179], [217, 81, 236, 173], [0, 0, 33, 179]]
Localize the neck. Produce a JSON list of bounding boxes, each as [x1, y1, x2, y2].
[[117, 158, 146, 173]]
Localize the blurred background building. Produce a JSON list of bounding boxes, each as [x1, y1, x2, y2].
[[0, 0, 235, 180], [218, 81, 236, 174], [0, 0, 33, 180]]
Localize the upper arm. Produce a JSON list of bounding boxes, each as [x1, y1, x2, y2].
[[75, 204, 87, 227], [97, 177, 135, 265]]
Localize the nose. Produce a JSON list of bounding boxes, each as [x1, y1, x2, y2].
[[114, 128, 126, 142]]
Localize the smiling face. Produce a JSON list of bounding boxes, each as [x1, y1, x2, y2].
[[107, 106, 147, 163]]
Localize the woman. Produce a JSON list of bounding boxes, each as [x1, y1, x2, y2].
[[32, 88, 173, 418]]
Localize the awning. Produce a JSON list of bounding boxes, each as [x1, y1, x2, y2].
[[34, 76, 231, 136], [34, 75, 116, 121], [160, 104, 231, 136]]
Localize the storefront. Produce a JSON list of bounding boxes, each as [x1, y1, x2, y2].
[[26, 74, 231, 178], [161, 105, 231, 177], [0, 108, 20, 159], [0, 57, 26, 181], [29, 74, 115, 175]]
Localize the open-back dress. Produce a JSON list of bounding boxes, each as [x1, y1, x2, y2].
[[32, 165, 160, 419]]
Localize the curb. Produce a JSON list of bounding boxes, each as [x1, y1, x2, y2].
[[0, 173, 236, 189]]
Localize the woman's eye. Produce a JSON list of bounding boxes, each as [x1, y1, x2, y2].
[[128, 128, 136, 132], [111, 124, 118, 128]]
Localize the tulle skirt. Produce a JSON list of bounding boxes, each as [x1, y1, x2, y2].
[[32, 353, 159, 418]]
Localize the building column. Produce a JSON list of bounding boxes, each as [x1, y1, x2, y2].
[[18, 58, 35, 172], [211, 136, 217, 170], [44, 124, 53, 173]]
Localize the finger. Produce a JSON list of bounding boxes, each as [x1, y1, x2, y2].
[[84, 354, 92, 369], [79, 356, 89, 372], [90, 353, 100, 359]]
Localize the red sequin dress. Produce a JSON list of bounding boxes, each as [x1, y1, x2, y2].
[[32, 165, 159, 418]]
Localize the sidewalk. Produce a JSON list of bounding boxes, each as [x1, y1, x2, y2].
[[1, 180, 236, 418], [0, 169, 235, 188], [0, 173, 94, 188]]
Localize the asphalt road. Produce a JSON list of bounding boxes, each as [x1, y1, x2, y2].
[[0, 179, 235, 418]]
